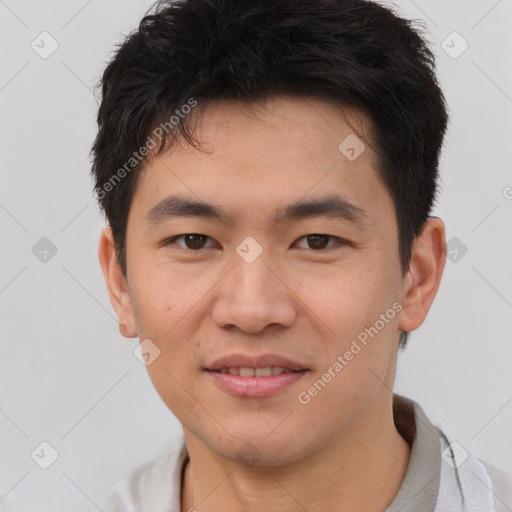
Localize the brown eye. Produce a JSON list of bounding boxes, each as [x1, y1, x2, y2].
[[164, 234, 215, 250], [183, 234, 208, 249], [305, 234, 330, 250], [293, 234, 348, 251]]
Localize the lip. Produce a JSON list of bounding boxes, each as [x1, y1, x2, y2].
[[205, 353, 307, 372], [206, 370, 308, 398], [204, 352, 309, 398]]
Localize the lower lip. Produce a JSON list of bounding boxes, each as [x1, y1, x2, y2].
[[206, 370, 308, 398]]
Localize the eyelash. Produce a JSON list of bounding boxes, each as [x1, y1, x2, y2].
[[162, 233, 349, 251]]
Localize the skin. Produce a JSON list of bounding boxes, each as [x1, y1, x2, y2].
[[99, 95, 446, 511]]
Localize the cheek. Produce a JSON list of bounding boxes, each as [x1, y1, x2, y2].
[[129, 261, 205, 337], [294, 317, 399, 434], [127, 273, 201, 406], [296, 261, 389, 337], [297, 258, 400, 384]]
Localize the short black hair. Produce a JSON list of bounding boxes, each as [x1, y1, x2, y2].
[[91, 0, 449, 349]]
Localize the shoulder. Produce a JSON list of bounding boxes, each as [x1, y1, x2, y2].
[[477, 459, 512, 511], [101, 434, 188, 512]]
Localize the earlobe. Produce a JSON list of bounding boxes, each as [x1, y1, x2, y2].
[[98, 227, 138, 338], [397, 217, 446, 333]]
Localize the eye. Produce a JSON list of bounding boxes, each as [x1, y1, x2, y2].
[[294, 234, 344, 250], [163, 233, 348, 251], [164, 233, 217, 250]]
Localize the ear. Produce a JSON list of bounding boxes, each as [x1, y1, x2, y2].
[[98, 227, 137, 338], [397, 217, 446, 333]]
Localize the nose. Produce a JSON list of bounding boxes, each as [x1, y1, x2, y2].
[[211, 252, 297, 334]]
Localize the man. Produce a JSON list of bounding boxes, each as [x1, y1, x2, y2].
[[91, 0, 512, 510]]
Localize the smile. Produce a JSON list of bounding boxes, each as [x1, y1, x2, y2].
[[210, 366, 300, 376], [205, 368, 309, 397]]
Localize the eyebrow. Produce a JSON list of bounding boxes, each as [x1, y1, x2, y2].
[[146, 194, 368, 226]]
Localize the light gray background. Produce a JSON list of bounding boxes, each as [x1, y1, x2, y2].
[[1, 0, 511, 510]]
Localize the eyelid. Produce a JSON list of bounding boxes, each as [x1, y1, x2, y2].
[[293, 234, 346, 250], [163, 234, 218, 249]]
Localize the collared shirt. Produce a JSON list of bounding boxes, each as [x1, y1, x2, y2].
[[387, 393, 441, 511], [102, 394, 512, 512]]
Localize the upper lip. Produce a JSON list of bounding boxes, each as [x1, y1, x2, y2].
[[205, 353, 308, 372]]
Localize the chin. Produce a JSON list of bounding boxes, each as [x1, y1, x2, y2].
[[204, 424, 314, 467]]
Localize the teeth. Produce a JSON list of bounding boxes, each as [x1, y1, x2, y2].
[[217, 366, 295, 376], [255, 367, 272, 377], [239, 367, 255, 377]]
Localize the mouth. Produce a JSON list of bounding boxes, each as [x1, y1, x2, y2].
[[205, 352, 308, 373], [204, 354, 309, 397], [207, 366, 303, 376]]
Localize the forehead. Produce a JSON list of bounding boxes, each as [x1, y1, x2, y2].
[[189, 95, 376, 157], [130, 95, 393, 231]]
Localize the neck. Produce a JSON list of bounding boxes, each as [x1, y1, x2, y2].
[[181, 392, 411, 512]]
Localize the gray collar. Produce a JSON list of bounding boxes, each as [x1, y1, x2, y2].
[[386, 393, 441, 511]]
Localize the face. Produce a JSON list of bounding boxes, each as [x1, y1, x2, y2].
[[115, 96, 411, 465]]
